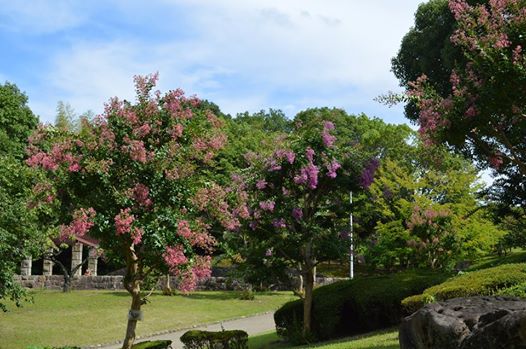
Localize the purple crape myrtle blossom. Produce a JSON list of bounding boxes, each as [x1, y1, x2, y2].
[[322, 121, 336, 148], [292, 208, 303, 221], [275, 149, 296, 164], [256, 179, 267, 190], [306, 163, 319, 189], [268, 159, 282, 171], [259, 200, 275, 212], [294, 168, 308, 185], [305, 147, 315, 162], [360, 158, 380, 188], [272, 218, 287, 228], [326, 159, 341, 179]]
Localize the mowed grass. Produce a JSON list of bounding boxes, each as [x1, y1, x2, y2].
[[0, 290, 295, 349], [248, 329, 399, 349]]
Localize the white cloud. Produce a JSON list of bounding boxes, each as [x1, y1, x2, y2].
[[32, 0, 423, 123], [0, 1, 86, 34]]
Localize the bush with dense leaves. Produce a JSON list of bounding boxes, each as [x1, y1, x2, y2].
[[402, 263, 526, 313], [274, 270, 447, 342], [26, 346, 81, 349], [180, 330, 248, 349], [131, 340, 172, 349]]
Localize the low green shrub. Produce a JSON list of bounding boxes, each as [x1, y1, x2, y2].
[[495, 281, 526, 297], [180, 329, 248, 349], [131, 340, 172, 349], [237, 289, 255, 300], [402, 263, 526, 312], [26, 346, 80, 349], [274, 270, 447, 343]]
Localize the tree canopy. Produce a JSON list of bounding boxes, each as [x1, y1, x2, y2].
[[26, 74, 232, 349], [393, 0, 526, 210]]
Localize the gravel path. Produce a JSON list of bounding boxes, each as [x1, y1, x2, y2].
[[88, 312, 275, 349]]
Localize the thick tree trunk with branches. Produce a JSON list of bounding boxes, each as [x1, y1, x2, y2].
[[43, 248, 89, 292], [122, 244, 143, 349]]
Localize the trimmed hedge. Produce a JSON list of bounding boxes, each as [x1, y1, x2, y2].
[[180, 329, 248, 349], [131, 340, 172, 349], [402, 263, 526, 312], [26, 347, 80, 349], [274, 270, 447, 342]]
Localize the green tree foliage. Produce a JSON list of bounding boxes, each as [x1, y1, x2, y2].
[[0, 157, 47, 311], [392, 0, 465, 121], [0, 82, 38, 158], [55, 101, 76, 131], [394, 0, 526, 209], [213, 109, 291, 185], [0, 82, 42, 311], [360, 144, 504, 270]]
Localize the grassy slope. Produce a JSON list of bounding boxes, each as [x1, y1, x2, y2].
[[248, 329, 399, 349], [0, 290, 295, 349], [467, 250, 526, 271]]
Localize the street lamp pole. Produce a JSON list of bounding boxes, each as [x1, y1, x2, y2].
[[349, 191, 354, 279]]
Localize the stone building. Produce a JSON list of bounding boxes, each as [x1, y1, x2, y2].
[[20, 235, 100, 277]]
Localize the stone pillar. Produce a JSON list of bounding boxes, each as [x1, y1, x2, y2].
[[71, 243, 83, 277], [20, 256, 32, 276], [42, 258, 53, 276], [88, 247, 98, 276], [42, 248, 54, 276]]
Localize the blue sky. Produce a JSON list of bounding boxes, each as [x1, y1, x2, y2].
[[0, 1, 425, 125]]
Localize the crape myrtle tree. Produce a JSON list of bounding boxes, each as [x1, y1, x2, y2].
[[26, 74, 230, 349], [396, 0, 526, 209], [221, 112, 363, 339]]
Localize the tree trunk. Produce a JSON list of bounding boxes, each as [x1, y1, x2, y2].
[[297, 262, 304, 294], [121, 244, 142, 349], [302, 266, 315, 339], [122, 284, 142, 349], [162, 274, 172, 296]]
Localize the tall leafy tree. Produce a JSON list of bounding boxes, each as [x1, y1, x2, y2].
[[26, 74, 231, 348], [55, 101, 76, 131], [394, 0, 526, 209], [0, 82, 38, 158], [360, 145, 503, 270], [0, 82, 42, 311], [222, 112, 362, 339]]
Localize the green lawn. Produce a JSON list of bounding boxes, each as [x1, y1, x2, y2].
[[467, 249, 526, 271], [0, 290, 295, 349], [248, 329, 399, 349]]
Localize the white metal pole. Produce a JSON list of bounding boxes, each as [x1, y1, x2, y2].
[[350, 191, 354, 279]]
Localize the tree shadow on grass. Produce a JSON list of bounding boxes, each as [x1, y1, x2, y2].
[[177, 291, 245, 301], [249, 328, 400, 349]]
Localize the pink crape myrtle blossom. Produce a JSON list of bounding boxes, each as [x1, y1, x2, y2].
[[132, 183, 153, 208], [163, 245, 188, 271], [177, 220, 193, 239], [114, 208, 135, 235], [59, 208, 96, 241]]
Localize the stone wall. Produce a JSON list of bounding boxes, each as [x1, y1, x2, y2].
[[15, 275, 124, 290], [15, 275, 345, 291]]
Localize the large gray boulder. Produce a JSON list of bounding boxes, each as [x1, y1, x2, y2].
[[399, 296, 526, 349]]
